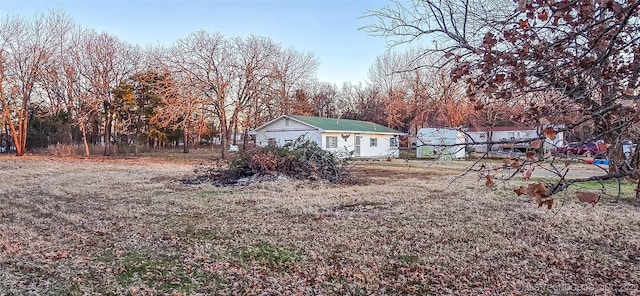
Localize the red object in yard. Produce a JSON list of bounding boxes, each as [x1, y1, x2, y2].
[[585, 158, 594, 164], [555, 141, 599, 157]]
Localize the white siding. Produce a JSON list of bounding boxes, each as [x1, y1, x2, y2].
[[322, 132, 399, 158], [254, 117, 320, 147], [361, 134, 400, 158], [254, 130, 322, 147], [251, 116, 401, 158], [466, 129, 565, 153], [466, 131, 489, 152]]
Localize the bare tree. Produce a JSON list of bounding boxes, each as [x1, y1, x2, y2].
[[365, 0, 640, 200], [340, 83, 387, 125], [368, 50, 418, 131], [270, 47, 319, 115], [229, 35, 279, 146], [306, 81, 339, 118], [77, 30, 141, 156], [0, 13, 56, 156], [40, 12, 99, 156], [164, 31, 236, 158], [150, 70, 209, 154]]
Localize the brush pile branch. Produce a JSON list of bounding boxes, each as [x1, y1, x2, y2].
[[201, 139, 350, 185]]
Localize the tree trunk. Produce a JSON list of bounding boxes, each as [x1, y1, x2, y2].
[[606, 138, 626, 175], [243, 130, 249, 150], [7, 120, 21, 156], [232, 117, 238, 146], [182, 128, 189, 154], [220, 123, 229, 159], [4, 108, 26, 156], [487, 129, 494, 153], [218, 113, 230, 159], [104, 114, 112, 156], [80, 120, 90, 156]]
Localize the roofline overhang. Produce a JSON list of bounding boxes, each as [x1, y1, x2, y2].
[[321, 130, 406, 135], [249, 115, 319, 135], [249, 115, 406, 135]]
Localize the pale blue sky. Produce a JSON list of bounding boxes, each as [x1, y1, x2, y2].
[[0, 0, 394, 85]]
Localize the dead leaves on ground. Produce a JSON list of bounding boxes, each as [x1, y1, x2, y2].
[[44, 250, 70, 260]]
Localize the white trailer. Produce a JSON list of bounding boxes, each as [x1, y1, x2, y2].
[[416, 128, 466, 160]]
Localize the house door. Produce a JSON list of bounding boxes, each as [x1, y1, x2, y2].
[[354, 135, 361, 157]]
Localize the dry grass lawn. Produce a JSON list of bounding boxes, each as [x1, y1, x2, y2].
[[0, 155, 639, 295]]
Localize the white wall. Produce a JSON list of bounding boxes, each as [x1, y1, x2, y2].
[[466, 131, 489, 152], [255, 130, 323, 147], [254, 117, 320, 147], [322, 132, 399, 158], [466, 129, 565, 153]]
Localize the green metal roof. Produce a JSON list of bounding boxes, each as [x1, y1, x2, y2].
[[288, 115, 404, 134]]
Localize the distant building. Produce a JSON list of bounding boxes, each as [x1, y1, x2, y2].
[[415, 128, 466, 160], [465, 126, 564, 153], [249, 115, 405, 158]]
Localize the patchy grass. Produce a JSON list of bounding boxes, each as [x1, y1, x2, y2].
[[235, 243, 299, 271], [572, 179, 637, 193], [0, 155, 639, 294]]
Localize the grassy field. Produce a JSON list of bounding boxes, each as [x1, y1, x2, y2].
[[0, 154, 639, 295]]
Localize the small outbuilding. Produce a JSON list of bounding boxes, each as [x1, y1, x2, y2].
[[249, 115, 405, 158], [415, 128, 467, 160]]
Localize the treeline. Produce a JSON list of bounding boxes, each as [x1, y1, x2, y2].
[[0, 11, 526, 158]]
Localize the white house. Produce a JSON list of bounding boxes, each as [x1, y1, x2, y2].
[[415, 128, 466, 160], [465, 126, 565, 153], [249, 115, 405, 158]]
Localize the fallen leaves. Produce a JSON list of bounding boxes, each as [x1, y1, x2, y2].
[[537, 9, 549, 21], [3, 158, 640, 295], [44, 250, 70, 260], [526, 151, 539, 162], [511, 159, 520, 168]]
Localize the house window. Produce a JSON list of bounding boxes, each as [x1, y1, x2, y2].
[[370, 138, 377, 147], [267, 138, 276, 146], [285, 118, 290, 126], [390, 137, 398, 147], [326, 136, 338, 148], [479, 134, 486, 139]]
